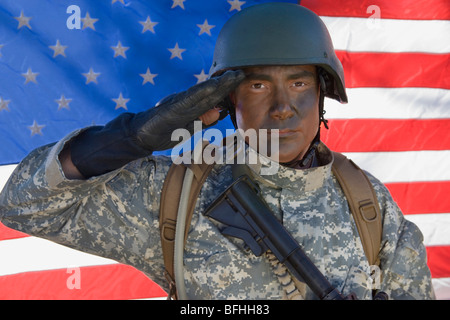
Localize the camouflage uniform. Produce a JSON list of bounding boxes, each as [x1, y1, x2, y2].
[[0, 128, 435, 299]]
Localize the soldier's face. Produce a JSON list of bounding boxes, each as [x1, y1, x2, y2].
[[232, 65, 320, 164]]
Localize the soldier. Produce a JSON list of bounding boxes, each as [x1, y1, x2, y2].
[[0, 3, 435, 299]]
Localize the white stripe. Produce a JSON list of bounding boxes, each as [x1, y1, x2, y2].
[[325, 87, 450, 120], [0, 164, 17, 193], [0, 236, 117, 276], [406, 213, 450, 247], [432, 278, 450, 300], [343, 150, 450, 183], [2, 150, 450, 188], [321, 17, 450, 53]]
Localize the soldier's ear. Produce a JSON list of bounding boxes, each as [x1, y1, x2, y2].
[[228, 92, 235, 105]]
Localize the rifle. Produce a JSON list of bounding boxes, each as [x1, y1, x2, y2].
[[204, 175, 358, 300]]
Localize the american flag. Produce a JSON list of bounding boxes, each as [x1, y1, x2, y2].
[[0, 0, 448, 299]]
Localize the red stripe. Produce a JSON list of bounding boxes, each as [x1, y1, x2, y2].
[[0, 222, 29, 241], [0, 264, 166, 300], [426, 246, 450, 278], [321, 119, 450, 153], [300, 0, 450, 20], [336, 52, 450, 89], [385, 181, 450, 215]]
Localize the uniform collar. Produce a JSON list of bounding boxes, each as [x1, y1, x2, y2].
[[241, 141, 334, 192]]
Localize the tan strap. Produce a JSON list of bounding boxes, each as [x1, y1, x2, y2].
[[331, 151, 382, 267], [159, 154, 214, 299]]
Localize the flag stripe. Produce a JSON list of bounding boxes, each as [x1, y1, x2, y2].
[[0, 222, 28, 241], [0, 228, 448, 297], [0, 264, 166, 300], [322, 119, 450, 152], [4, 153, 450, 187], [336, 51, 450, 89], [386, 181, 450, 215], [426, 246, 450, 278], [432, 278, 450, 300], [1, 227, 448, 296], [0, 236, 116, 276], [407, 213, 450, 246], [322, 17, 450, 53], [301, 0, 450, 20], [344, 150, 450, 183], [325, 88, 450, 120], [0, 164, 16, 190], [3, 188, 450, 243]]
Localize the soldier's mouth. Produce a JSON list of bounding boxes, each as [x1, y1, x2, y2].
[[265, 128, 299, 138]]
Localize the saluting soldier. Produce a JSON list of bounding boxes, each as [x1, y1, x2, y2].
[[0, 3, 435, 300]]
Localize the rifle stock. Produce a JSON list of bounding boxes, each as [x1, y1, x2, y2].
[[205, 176, 357, 300]]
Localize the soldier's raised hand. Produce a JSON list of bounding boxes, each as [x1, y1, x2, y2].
[[67, 70, 244, 178], [132, 69, 244, 151]]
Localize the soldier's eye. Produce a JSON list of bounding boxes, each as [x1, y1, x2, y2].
[[251, 83, 266, 89]]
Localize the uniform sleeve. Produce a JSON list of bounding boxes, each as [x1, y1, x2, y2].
[[366, 172, 436, 300], [0, 129, 171, 286]]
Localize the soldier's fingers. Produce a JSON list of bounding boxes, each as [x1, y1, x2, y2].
[[198, 107, 221, 126], [169, 70, 245, 116]]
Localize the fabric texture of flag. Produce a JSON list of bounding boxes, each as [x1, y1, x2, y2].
[[0, 0, 449, 299]]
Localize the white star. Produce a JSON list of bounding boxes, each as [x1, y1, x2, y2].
[[22, 68, 39, 84], [228, 0, 246, 12], [0, 97, 11, 112], [139, 16, 158, 34], [81, 12, 98, 30], [28, 120, 45, 136], [14, 11, 32, 29], [111, 41, 129, 58], [168, 43, 186, 60], [55, 95, 72, 110], [0, 44, 4, 57], [140, 68, 158, 85], [112, 93, 130, 110], [49, 39, 68, 58], [194, 69, 209, 83], [197, 19, 215, 36], [111, 0, 125, 4], [82, 68, 101, 84], [171, 0, 186, 10]]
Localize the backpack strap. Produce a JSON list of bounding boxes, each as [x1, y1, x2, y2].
[[159, 158, 213, 299], [331, 151, 382, 267]]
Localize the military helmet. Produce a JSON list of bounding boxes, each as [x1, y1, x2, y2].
[[209, 2, 347, 103]]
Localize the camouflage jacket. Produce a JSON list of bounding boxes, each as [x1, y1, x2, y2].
[[0, 129, 435, 299]]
